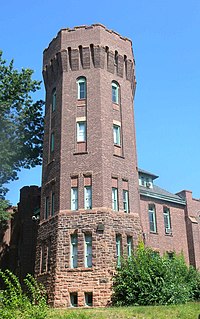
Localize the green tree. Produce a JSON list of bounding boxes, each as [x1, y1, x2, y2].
[[0, 51, 44, 219], [112, 243, 200, 306]]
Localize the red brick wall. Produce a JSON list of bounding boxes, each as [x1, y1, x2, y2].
[[178, 190, 200, 269], [139, 196, 189, 264]]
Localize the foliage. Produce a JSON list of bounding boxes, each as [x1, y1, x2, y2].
[[0, 198, 11, 223], [112, 242, 200, 306], [0, 50, 44, 199], [0, 269, 47, 319]]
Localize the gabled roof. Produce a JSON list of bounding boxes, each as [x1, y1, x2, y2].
[[138, 168, 158, 180], [139, 184, 186, 205]]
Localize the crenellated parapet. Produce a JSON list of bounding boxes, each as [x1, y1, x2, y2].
[[42, 24, 136, 91]]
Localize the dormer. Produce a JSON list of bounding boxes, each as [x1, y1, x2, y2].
[[138, 169, 158, 189]]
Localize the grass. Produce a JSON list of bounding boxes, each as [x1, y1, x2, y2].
[[47, 302, 200, 319]]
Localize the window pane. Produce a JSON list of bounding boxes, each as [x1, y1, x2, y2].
[[112, 187, 118, 211], [71, 188, 78, 210], [70, 293, 78, 307], [77, 122, 86, 142], [71, 234, 78, 268], [113, 125, 120, 145], [84, 186, 92, 209], [77, 78, 86, 99], [52, 89, 56, 112], [149, 205, 156, 232], [85, 234, 92, 268], [51, 193, 55, 216], [45, 197, 50, 219], [123, 190, 129, 212], [116, 235, 121, 267], [50, 132, 54, 152], [164, 208, 171, 233], [112, 83, 119, 104], [85, 292, 93, 306], [127, 236, 132, 257]]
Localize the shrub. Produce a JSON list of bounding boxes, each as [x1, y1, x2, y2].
[[112, 243, 200, 306], [0, 269, 47, 319]]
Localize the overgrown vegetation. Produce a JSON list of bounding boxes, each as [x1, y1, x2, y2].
[[112, 242, 200, 306], [0, 269, 47, 319]]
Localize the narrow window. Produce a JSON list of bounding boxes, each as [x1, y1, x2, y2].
[[85, 292, 93, 306], [116, 234, 121, 267], [163, 207, 171, 234], [112, 178, 118, 211], [70, 292, 78, 307], [52, 88, 56, 112], [40, 244, 46, 273], [77, 122, 86, 142], [47, 242, 51, 271], [113, 125, 121, 146], [84, 234, 92, 268], [84, 176, 92, 209], [71, 187, 78, 210], [123, 190, 129, 213], [51, 192, 55, 216], [84, 186, 92, 209], [50, 132, 55, 152], [112, 81, 119, 104], [45, 197, 50, 219], [148, 204, 157, 233], [127, 236, 132, 257], [77, 77, 86, 99], [70, 233, 78, 268], [71, 177, 78, 211]]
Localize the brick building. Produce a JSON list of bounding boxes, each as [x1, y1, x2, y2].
[[1, 24, 200, 308], [34, 24, 141, 307]]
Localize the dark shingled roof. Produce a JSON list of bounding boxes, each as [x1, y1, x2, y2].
[[139, 184, 186, 205], [138, 168, 158, 180]]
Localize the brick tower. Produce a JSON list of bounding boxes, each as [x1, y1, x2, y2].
[[35, 24, 141, 307]]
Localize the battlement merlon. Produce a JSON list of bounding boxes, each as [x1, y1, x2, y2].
[[42, 24, 136, 88]]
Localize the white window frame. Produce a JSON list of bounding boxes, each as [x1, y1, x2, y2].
[[127, 236, 132, 257], [84, 186, 92, 209], [70, 233, 78, 268], [112, 82, 119, 104], [84, 234, 92, 268], [163, 207, 171, 234], [77, 122, 86, 142], [149, 204, 157, 233], [112, 187, 118, 211], [77, 77, 86, 99], [113, 125, 121, 146], [116, 235, 121, 267], [123, 189, 129, 213], [71, 187, 78, 211], [52, 88, 56, 112]]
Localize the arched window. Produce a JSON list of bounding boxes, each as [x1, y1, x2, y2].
[[112, 81, 119, 104], [77, 77, 86, 99], [52, 88, 56, 112]]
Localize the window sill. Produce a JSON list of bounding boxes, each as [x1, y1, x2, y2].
[[113, 154, 125, 159], [150, 231, 158, 235], [66, 267, 93, 272], [165, 233, 173, 236], [73, 151, 88, 155], [47, 159, 55, 166], [113, 103, 120, 111]]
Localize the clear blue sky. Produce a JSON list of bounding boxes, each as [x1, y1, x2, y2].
[[2, 0, 200, 205]]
